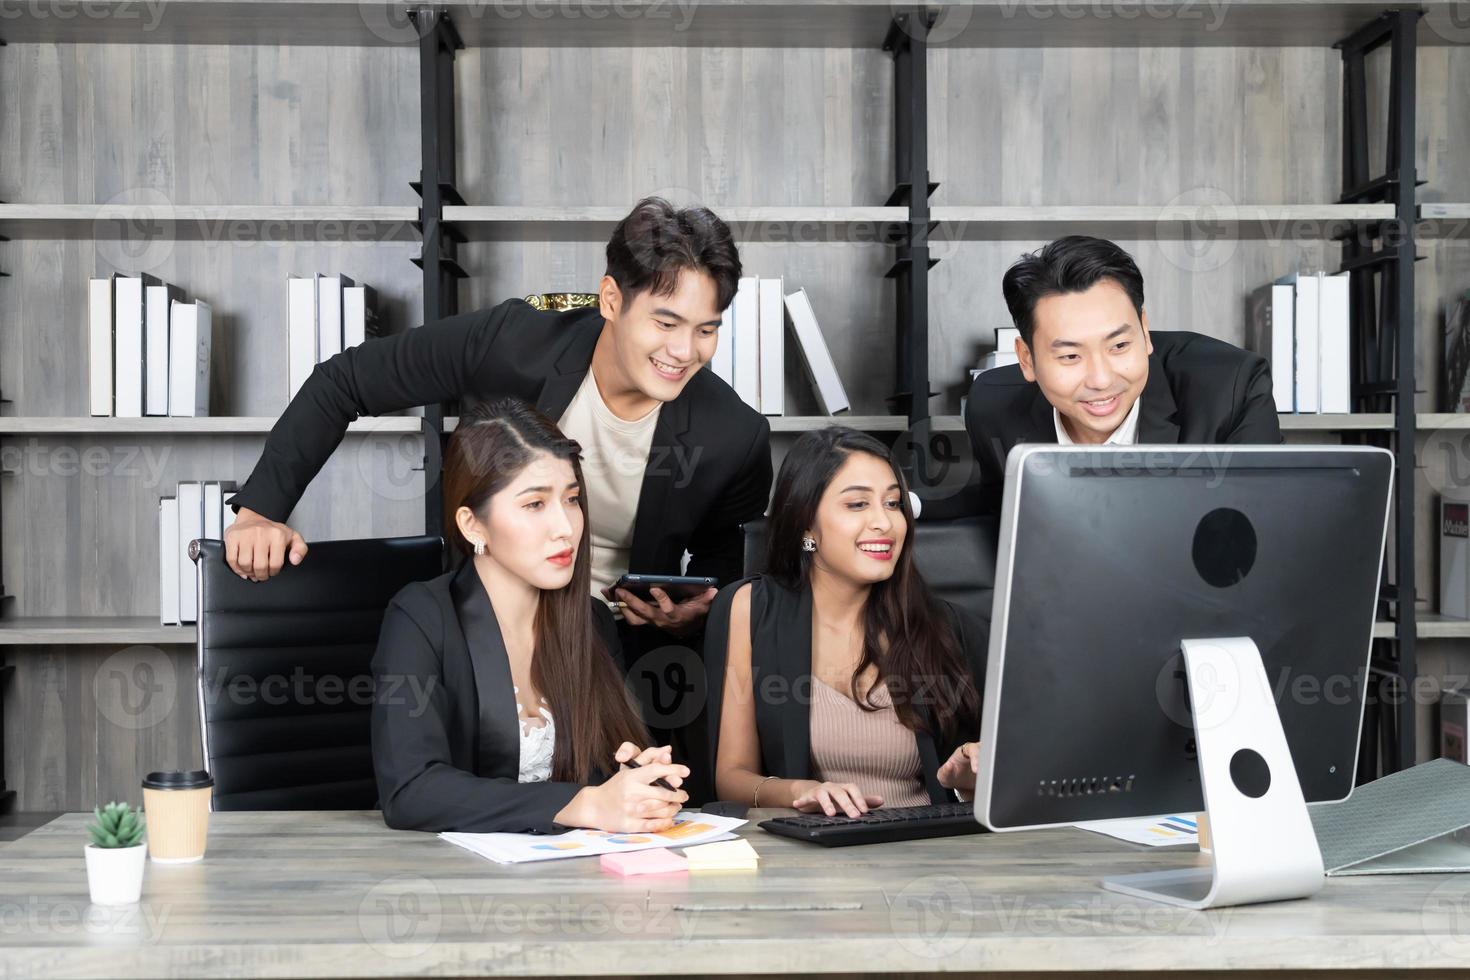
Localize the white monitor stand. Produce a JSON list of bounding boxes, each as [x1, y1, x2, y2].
[[1101, 637, 1326, 910]]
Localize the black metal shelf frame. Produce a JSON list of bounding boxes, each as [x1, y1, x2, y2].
[[1337, 8, 1423, 780]]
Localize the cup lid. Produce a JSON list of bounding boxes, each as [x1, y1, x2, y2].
[[142, 770, 213, 790]]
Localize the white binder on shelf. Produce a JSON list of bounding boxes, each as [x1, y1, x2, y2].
[[288, 275, 320, 401], [176, 482, 204, 624], [731, 277, 760, 411], [758, 277, 785, 416], [159, 496, 179, 626], [1317, 271, 1351, 414], [88, 276, 116, 417], [145, 283, 184, 416], [783, 287, 849, 415]]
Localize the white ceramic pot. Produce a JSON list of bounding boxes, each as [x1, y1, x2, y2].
[[84, 842, 147, 905]]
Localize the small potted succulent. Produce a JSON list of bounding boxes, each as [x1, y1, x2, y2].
[[84, 802, 147, 905]]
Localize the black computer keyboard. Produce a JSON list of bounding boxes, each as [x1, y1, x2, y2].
[[758, 802, 987, 847]]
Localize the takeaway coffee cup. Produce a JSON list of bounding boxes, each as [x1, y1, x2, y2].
[[142, 770, 214, 863]]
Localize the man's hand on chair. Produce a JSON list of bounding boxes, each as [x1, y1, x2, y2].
[[224, 508, 308, 582]]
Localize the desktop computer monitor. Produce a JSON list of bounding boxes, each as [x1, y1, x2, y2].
[[972, 445, 1393, 908]]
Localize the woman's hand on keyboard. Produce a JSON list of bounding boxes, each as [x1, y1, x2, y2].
[[791, 781, 883, 819]]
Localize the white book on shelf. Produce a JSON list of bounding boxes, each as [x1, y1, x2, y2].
[[145, 283, 183, 416], [169, 300, 212, 417], [995, 326, 1021, 353], [343, 284, 381, 349], [1318, 271, 1351, 414], [159, 496, 179, 626], [732, 277, 760, 411], [88, 276, 115, 417], [288, 275, 320, 400], [317, 273, 351, 362], [783, 287, 850, 415], [203, 481, 237, 540], [1247, 282, 1295, 413], [709, 301, 734, 385], [222, 491, 238, 533], [758, 277, 785, 416], [113, 274, 156, 419], [177, 481, 204, 624], [1277, 271, 1320, 413]]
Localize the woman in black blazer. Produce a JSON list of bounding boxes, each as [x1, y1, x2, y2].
[[372, 398, 688, 833], [707, 427, 986, 818]]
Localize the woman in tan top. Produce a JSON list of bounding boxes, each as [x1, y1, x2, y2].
[[707, 427, 986, 818]]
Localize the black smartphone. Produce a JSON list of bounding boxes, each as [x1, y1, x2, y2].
[[605, 573, 719, 603]]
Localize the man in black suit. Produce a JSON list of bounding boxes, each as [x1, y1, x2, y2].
[[225, 197, 772, 641], [964, 235, 1283, 513]]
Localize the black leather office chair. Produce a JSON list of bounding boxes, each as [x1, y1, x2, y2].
[[190, 536, 443, 811], [740, 514, 1000, 621]]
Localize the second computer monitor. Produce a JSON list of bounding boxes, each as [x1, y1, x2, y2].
[[975, 445, 1393, 831]]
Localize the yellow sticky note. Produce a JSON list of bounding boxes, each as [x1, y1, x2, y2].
[[683, 838, 759, 871]]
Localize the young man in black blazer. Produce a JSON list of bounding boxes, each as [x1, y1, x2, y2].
[[225, 197, 772, 642], [964, 235, 1283, 513]]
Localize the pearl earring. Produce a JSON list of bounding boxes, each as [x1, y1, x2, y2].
[[472, 539, 486, 556], [801, 536, 816, 553]]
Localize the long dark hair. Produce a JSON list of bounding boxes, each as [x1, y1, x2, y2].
[[765, 427, 979, 741], [442, 397, 649, 782]]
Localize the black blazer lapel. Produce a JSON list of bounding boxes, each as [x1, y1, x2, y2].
[[1024, 388, 1059, 445], [533, 324, 600, 421], [1137, 352, 1182, 444], [449, 560, 521, 780], [628, 394, 692, 574]]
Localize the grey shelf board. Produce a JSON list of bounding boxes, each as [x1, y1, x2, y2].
[[930, 204, 1396, 241], [0, 205, 420, 242], [0, 417, 426, 435], [1375, 615, 1470, 640], [1420, 203, 1470, 238], [768, 415, 909, 433], [1420, 203, 1470, 220], [449, 414, 912, 434], [442, 206, 906, 243], [0, 618, 195, 646], [2, 1, 1461, 48]]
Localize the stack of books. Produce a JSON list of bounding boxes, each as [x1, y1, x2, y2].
[[158, 481, 238, 625], [288, 274, 382, 400], [1246, 271, 1351, 414], [88, 274, 211, 418], [708, 277, 849, 416]]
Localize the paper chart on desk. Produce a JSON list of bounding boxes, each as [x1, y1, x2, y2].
[[1072, 813, 1200, 847], [440, 811, 746, 864]]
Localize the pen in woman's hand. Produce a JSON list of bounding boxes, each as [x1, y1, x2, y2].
[[622, 758, 678, 793]]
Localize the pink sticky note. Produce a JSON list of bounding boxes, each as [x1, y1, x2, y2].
[[600, 848, 689, 877]]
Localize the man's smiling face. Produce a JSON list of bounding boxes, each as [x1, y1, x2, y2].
[[1016, 279, 1153, 444]]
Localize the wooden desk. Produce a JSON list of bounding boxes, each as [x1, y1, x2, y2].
[[2, 809, 1469, 978]]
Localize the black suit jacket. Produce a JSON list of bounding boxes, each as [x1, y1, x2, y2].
[[703, 576, 987, 805], [964, 330, 1283, 513], [233, 299, 773, 592], [370, 558, 624, 833]]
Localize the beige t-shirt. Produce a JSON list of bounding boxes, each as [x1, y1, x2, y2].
[[556, 370, 662, 598]]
